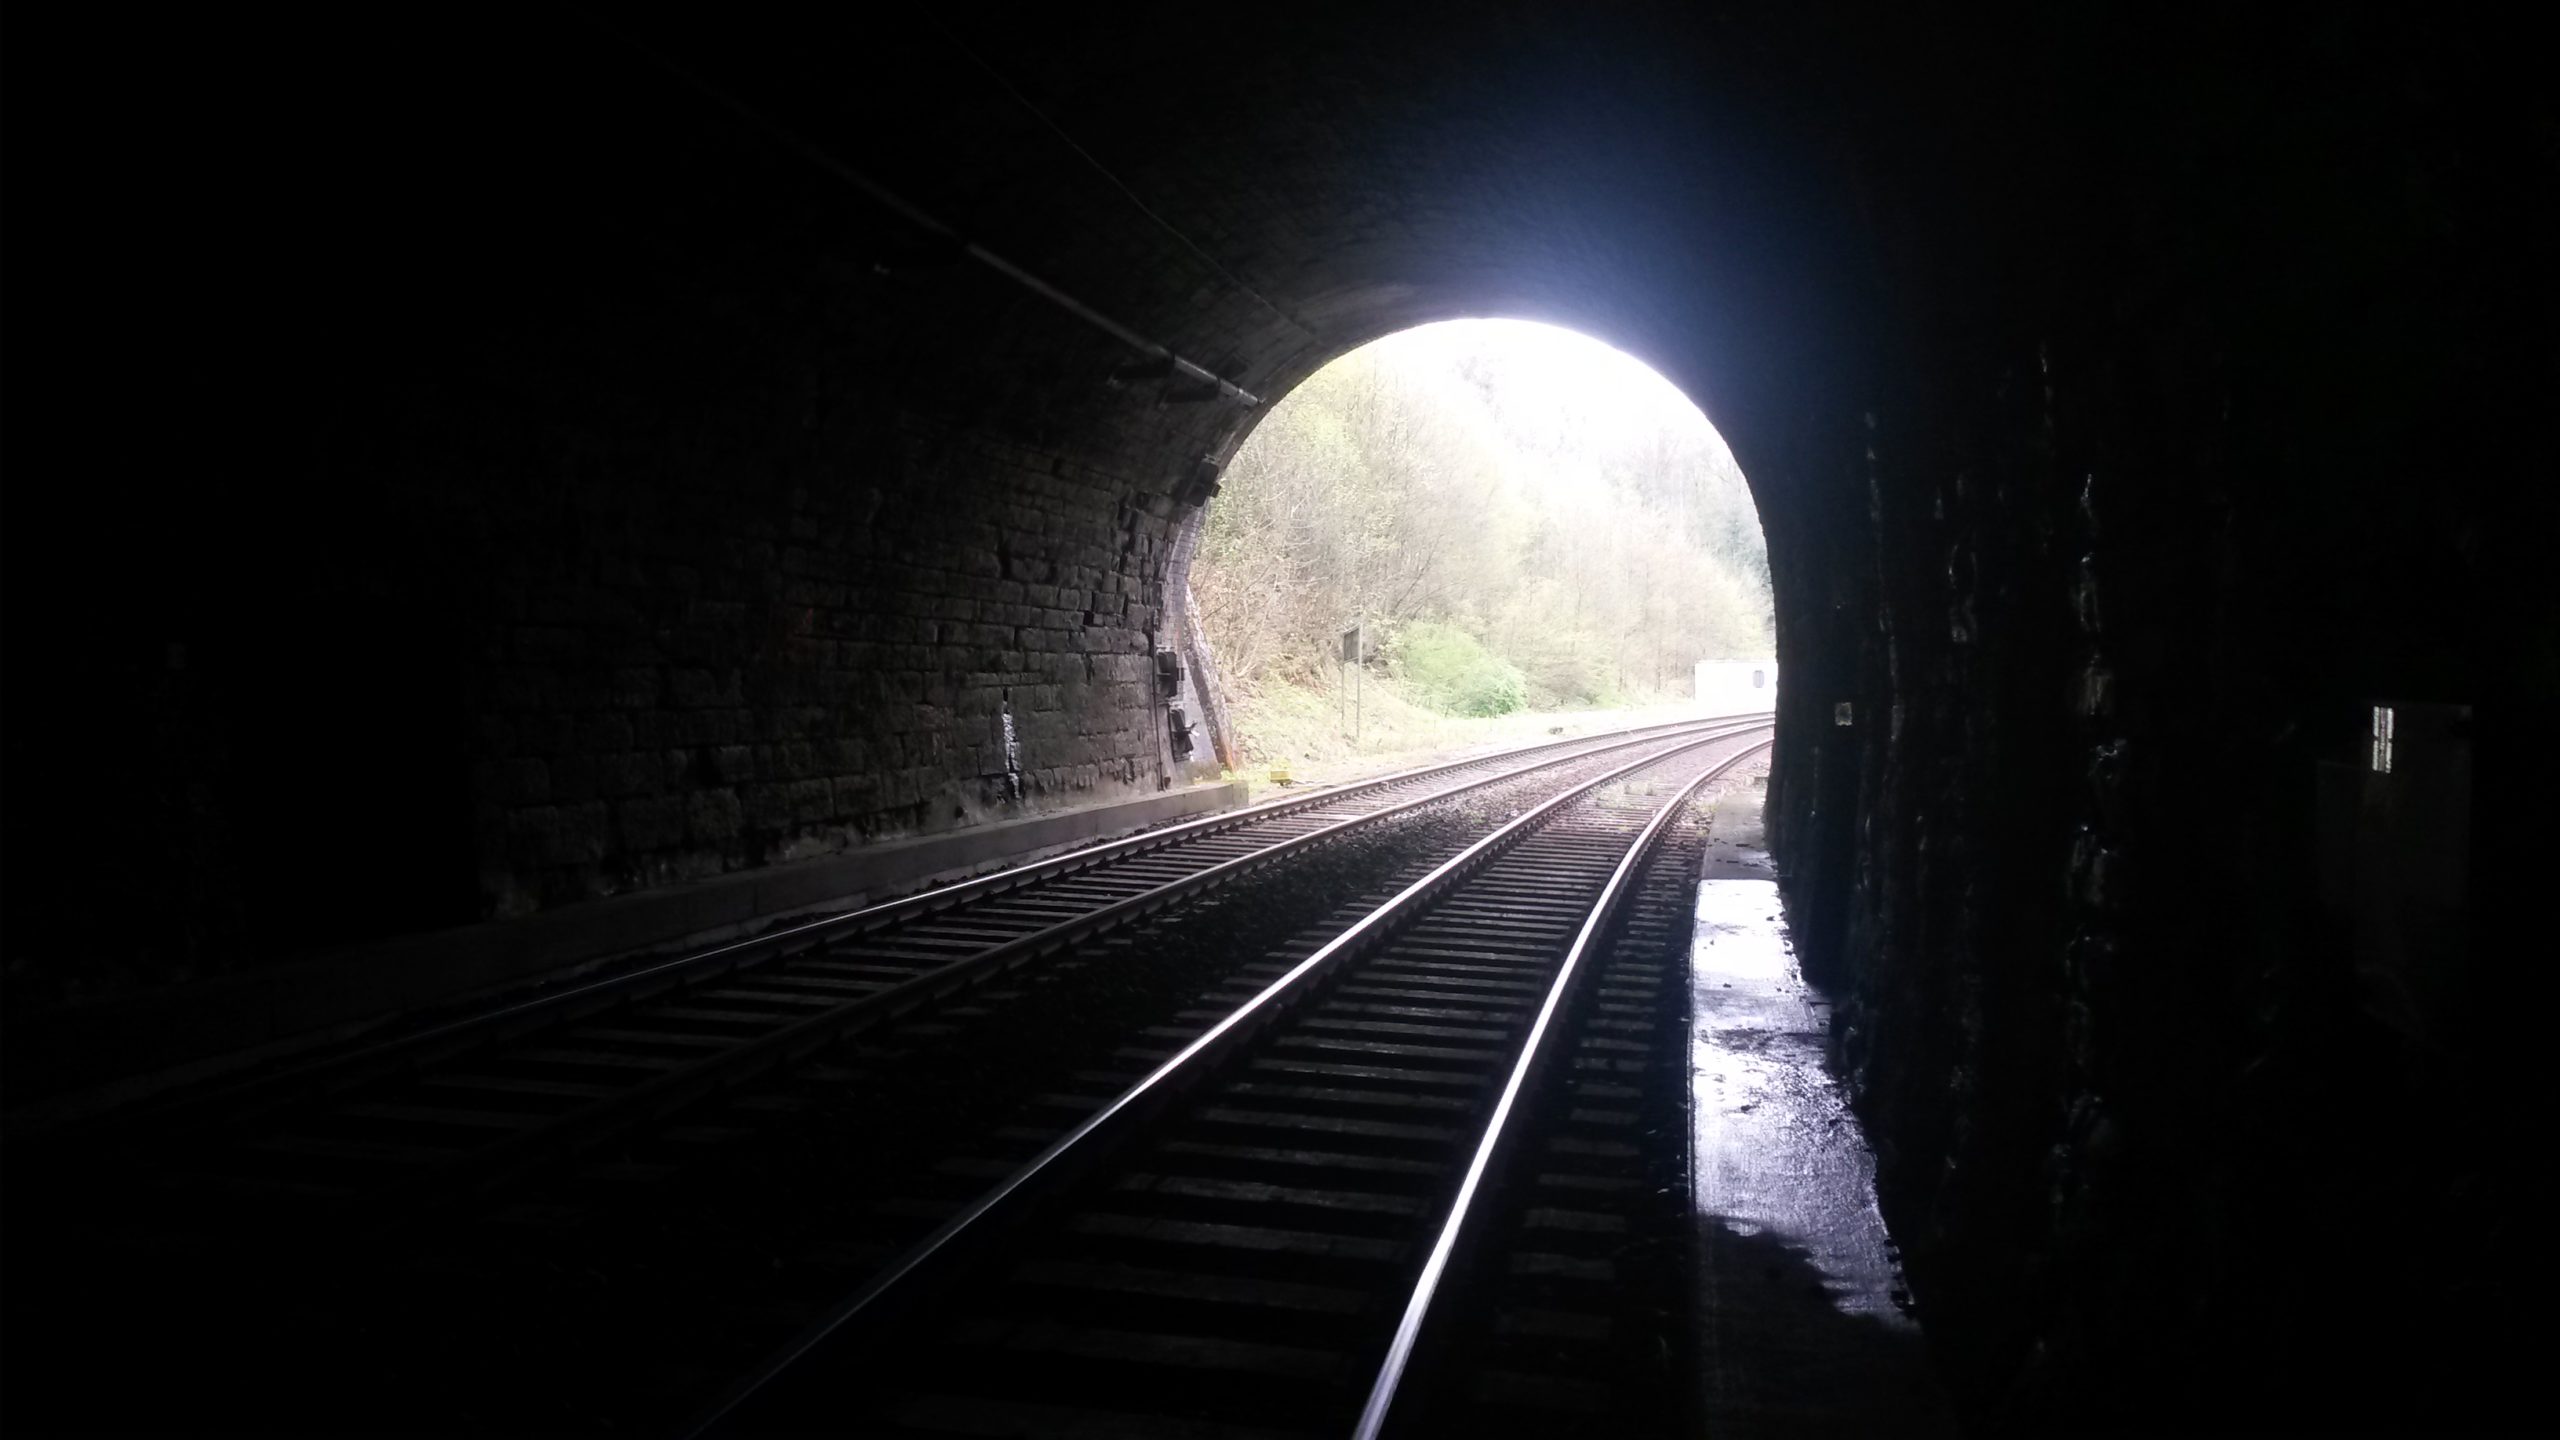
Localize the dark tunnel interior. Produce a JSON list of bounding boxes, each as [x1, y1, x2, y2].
[[2, 2, 2547, 1433]]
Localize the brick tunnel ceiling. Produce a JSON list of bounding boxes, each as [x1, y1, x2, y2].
[[565, 2, 1846, 477], [15, 2, 1886, 955], [7, 0, 2529, 993], [6, 0, 2529, 957]]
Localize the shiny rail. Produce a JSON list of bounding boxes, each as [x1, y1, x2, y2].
[[1351, 739, 1764, 1437], [338, 718, 1766, 1220], [686, 726, 1771, 1437], [70, 712, 1766, 1148], [51, 715, 1768, 1236]]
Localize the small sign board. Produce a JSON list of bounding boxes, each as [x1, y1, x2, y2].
[[1340, 626, 1362, 664]]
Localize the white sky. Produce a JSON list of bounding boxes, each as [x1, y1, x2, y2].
[[1357, 317, 1736, 468]]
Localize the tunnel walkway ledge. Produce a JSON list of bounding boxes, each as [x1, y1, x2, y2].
[[1689, 778, 1955, 1437], [3, 778, 1250, 1132]]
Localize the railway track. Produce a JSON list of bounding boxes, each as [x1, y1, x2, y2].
[[35, 714, 1767, 1237], [689, 728, 1770, 1439]]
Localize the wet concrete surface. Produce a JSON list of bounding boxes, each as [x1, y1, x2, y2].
[[1691, 778, 1954, 1438]]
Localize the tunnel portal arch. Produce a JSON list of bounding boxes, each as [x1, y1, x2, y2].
[[1162, 316, 1778, 774], [4, 3, 1842, 989]]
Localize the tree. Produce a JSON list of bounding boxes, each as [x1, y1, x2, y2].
[[1195, 320, 1773, 715]]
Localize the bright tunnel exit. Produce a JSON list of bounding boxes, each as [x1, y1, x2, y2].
[[1184, 319, 1774, 778]]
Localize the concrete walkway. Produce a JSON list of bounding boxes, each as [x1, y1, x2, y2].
[[1690, 779, 1954, 1437]]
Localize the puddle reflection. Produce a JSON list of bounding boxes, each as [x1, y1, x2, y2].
[[1689, 875, 1952, 1433]]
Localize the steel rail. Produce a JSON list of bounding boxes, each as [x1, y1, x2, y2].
[[682, 723, 1772, 1438], [53, 712, 1765, 1146], [355, 721, 1769, 1228], [1351, 736, 1773, 1440]]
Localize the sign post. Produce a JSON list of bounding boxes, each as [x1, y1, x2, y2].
[[1340, 623, 1363, 745]]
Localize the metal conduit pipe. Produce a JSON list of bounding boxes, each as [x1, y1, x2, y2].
[[590, 13, 1265, 409]]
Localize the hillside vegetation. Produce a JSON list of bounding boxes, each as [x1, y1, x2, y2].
[[1192, 320, 1770, 759]]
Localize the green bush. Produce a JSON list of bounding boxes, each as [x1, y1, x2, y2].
[[1506, 632, 1621, 710], [1391, 621, 1529, 716]]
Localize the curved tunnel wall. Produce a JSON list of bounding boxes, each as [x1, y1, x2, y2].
[[6, 2, 1836, 993], [3, 2, 2543, 1431]]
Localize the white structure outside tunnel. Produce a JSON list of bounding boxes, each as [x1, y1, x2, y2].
[[1696, 658, 1777, 714]]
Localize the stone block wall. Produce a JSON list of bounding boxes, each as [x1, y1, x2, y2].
[[1761, 7, 2536, 1431], [457, 416, 1190, 920], [3, 3, 1788, 1010], [0, 13, 1269, 1004]]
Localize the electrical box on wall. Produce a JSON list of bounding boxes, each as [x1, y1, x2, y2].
[[2315, 699, 2471, 1048]]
